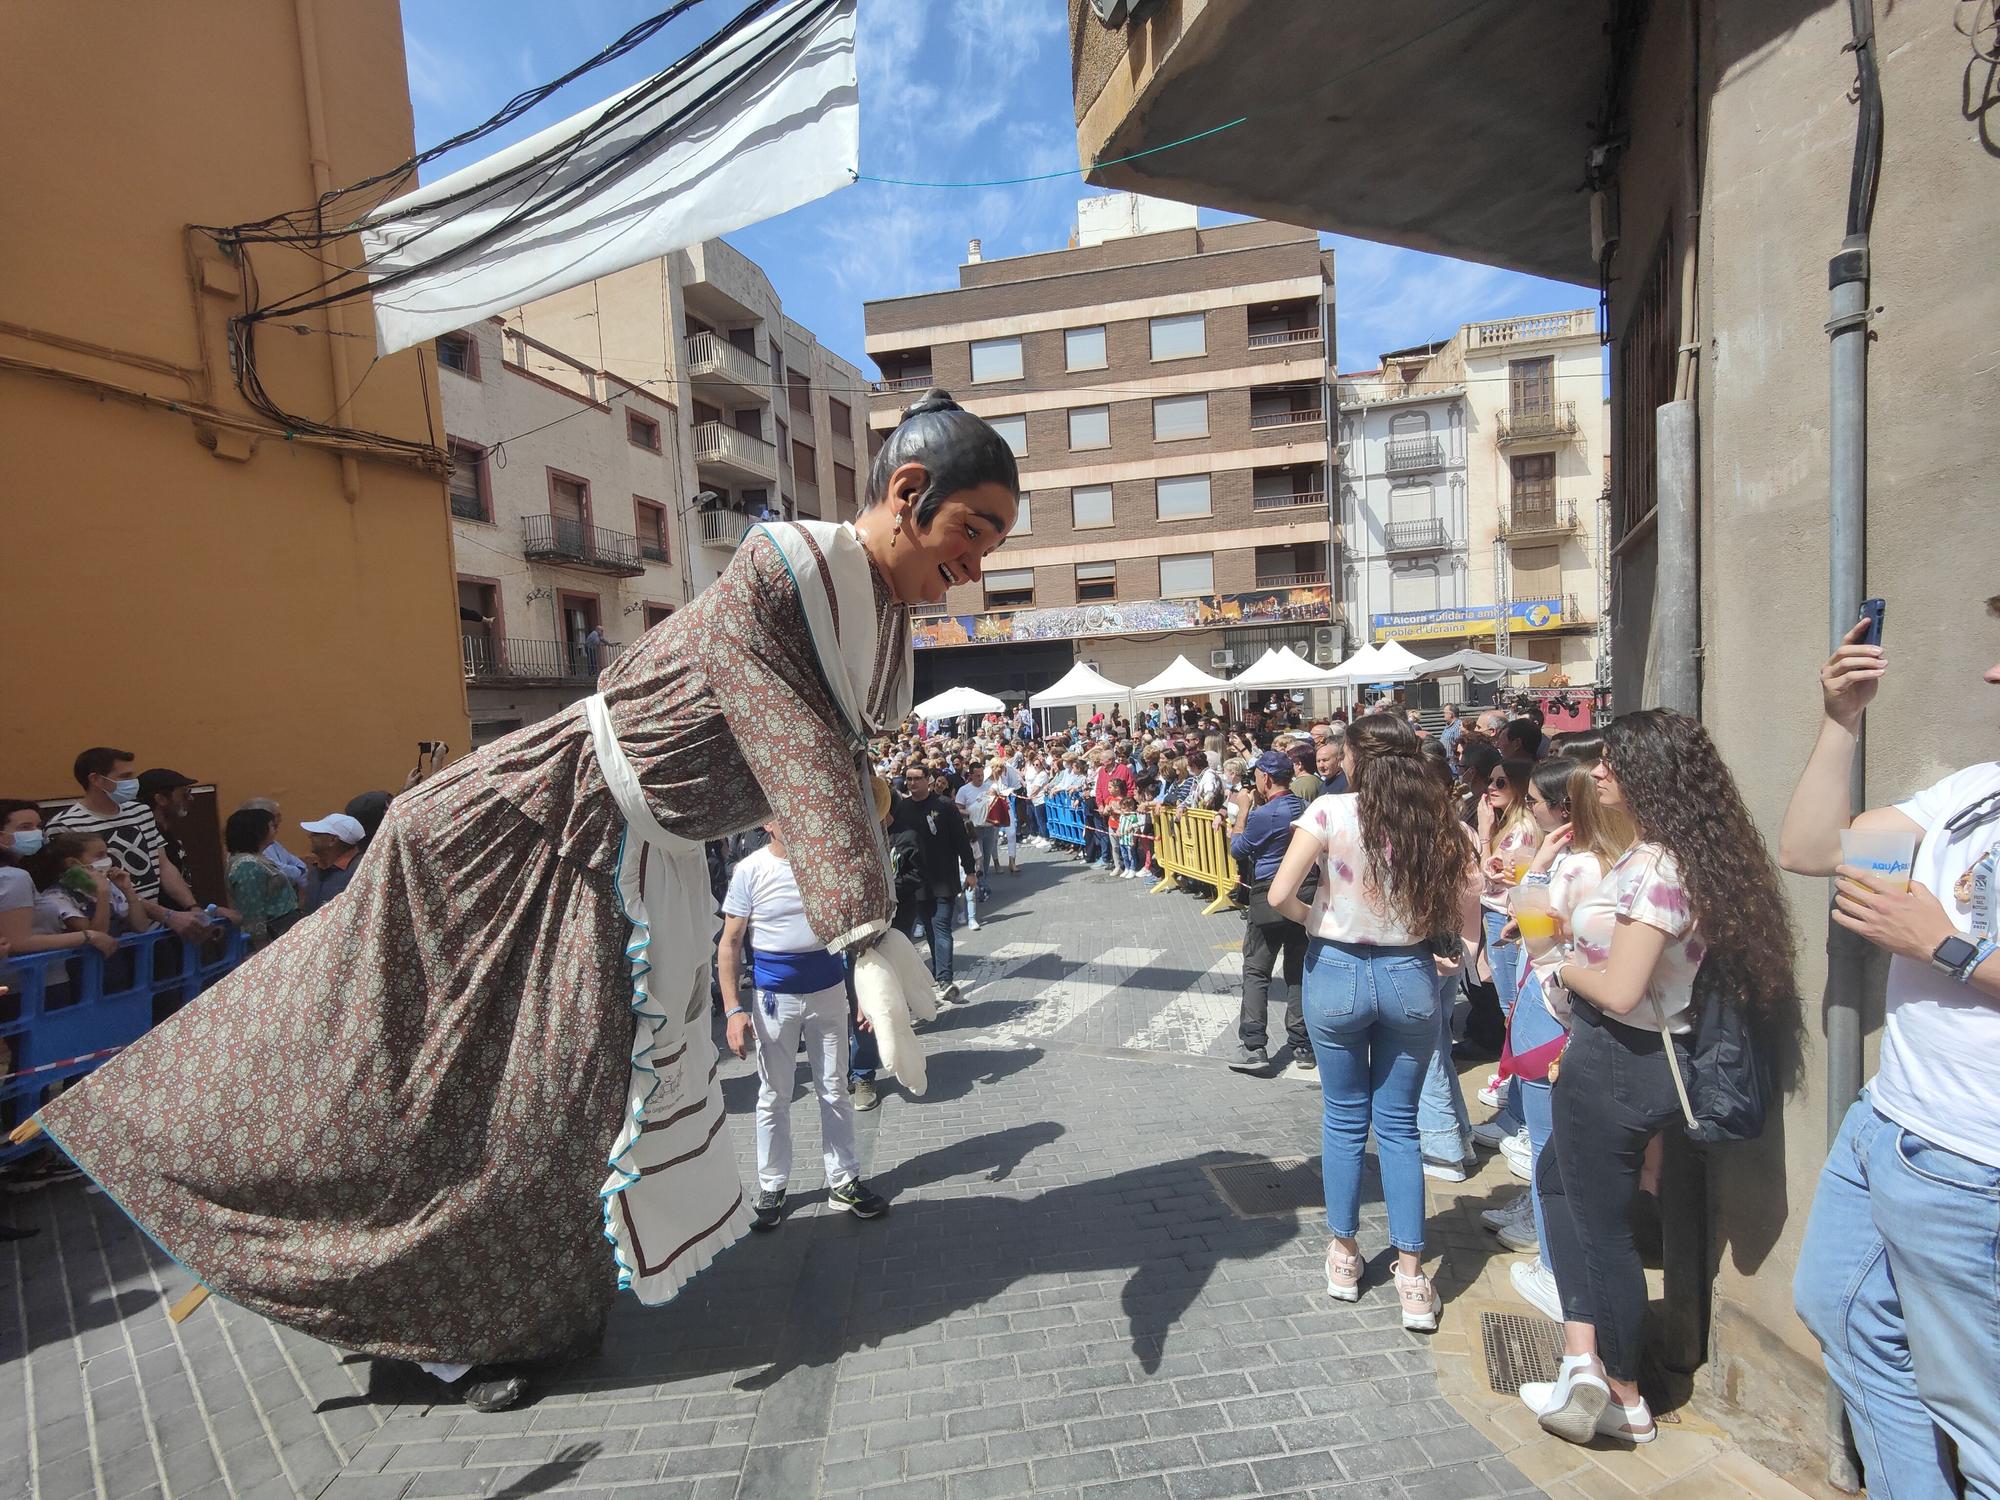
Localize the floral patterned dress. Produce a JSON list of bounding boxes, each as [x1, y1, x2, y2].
[[39, 528, 906, 1365]]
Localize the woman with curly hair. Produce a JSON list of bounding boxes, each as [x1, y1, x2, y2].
[[1269, 713, 1482, 1332], [1521, 708, 1797, 1446]]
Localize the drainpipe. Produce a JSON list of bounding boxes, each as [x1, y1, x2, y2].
[[294, 0, 364, 503], [1820, 0, 1882, 1490]]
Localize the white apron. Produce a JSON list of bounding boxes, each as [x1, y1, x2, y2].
[[588, 520, 908, 1305]]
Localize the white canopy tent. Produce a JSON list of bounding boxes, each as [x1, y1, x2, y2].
[[1229, 646, 1333, 691], [1413, 649, 1548, 683], [1371, 639, 1429, 678], [1133, 655, 1234, 697], [911, 686, 1007, 720], [1029, 661, 1132, 708]]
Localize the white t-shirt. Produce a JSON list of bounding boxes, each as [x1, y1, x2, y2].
[[721, 846, 818, 955], [1291, 794, 1424, 946], [1566, 842, 1703, 1033], [955, 780, 998, 826], [1871, 761, 2000, 1166]]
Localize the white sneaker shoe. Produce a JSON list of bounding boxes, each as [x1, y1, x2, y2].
[[1520, 1367, 1655, 1444], [1520, 1355, 1611, 1444], [1422, 1157, 1468, 1183], [1481, 1191, 1534, 1231], [1477, 1074, 1506, 1108], [1501, 1128, 1533, 1180], [1509, 1258, 1562, 1322]]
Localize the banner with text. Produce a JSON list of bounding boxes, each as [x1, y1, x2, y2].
[[1370, 598, 1564, 643], [915, 584, 1331, 650]]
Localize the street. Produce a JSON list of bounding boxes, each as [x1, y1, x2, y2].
[[3, 849, 1806, 1500]]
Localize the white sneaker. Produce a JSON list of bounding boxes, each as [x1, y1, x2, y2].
[[966, 917, 983, 931], [1422, 1157, 1468, 1183], [1469, 1117, 1514, 1150], [1509, 1259, 1562, 1322], [1519, 1356, 1610, 1444], [1476, 1074, 1506, 1108], [1501, 1128, 1533, 1181], [1520, 1369, 1655, 1444], [1481, 1191, 1534, 1231]]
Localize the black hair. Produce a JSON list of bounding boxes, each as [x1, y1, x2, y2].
[[1502, 716, 1543, 758], [73, 747, 134, 789], [1529, 755, 1577, 814], [0, 799, 39, 866], [225, 807, 276, 856], [345, 791, 392, 840], [865, 389, 1019, 526]]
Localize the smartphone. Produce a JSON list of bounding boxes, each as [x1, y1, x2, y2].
[[1857, 598, 1886, 648]]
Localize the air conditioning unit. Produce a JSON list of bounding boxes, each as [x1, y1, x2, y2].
[[1210, 649, 1237, 669], [1313, 626, 1340, 663]]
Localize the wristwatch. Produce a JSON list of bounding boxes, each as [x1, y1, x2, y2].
[[1930, 934, 1979, 979]]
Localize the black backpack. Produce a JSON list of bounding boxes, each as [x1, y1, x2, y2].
[[1656, 961, 1772, 1145]]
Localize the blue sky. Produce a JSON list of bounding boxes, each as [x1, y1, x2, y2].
[[401, 0, 1586, 375]]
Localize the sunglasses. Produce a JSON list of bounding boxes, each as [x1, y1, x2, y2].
[[1488, 777, 1509, 790]]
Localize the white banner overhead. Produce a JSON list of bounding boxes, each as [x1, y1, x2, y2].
[[361, 0, 858, 356]]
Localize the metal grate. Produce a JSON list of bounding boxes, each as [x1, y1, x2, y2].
[[1204, 1157, 1324, 1217], [1481, 1311, 1562, 1396]]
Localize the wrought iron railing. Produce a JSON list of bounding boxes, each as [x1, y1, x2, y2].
[[1383, 518, 1452, 553], [520, 513, 644, 573], [1384, 436, 1445, 473], [462, 635, 596, 682], [1496, 400, 1579, 444]]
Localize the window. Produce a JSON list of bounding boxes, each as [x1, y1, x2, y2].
[[829, 396, 852, 436], [549, 471, 588, 522], [626, 410, 661, 452], [1149, 313, 1205, 361], [787, 369, 812, 416], [1075, 561, 1116, 602], [1155, 473, 1211, 520], [634, 498, 669, 562], [1510, 452, 1556, 516], [1513, 544, 1560, 600], [1071, 484, 1113, 529], [643, 604, 675, 629], [1510, 356, 1555, 414], [446, 438, 489, 521], [987, 412, 1027, 456], [435, 331, 477, 376], [984, 568, 1035, 609], [1067, 405, 1110, 450], [833, 463, 856, 507], [1389, 564, 1441, 612], [1065, 325, 1107, 370], [970, 336, 1023, 383], [1152, 393, 1208, 441], [1158, 552, 1214, 597], [793, 439, 817, 480], [1389, 409, 1431, 435], [1012, 492, 1031, 535]]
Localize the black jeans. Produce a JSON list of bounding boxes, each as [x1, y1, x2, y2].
[[1534, 1001, 1689, 1380], [1239, 915, 1309, 1055], [1083, 806, 1109, 865]]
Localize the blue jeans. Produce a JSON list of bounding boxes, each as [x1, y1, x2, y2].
[[1795, 1097, 2000, 1500], [1417, 967, 1472, 1165], [910, 891, 956, 985], [1483, 907, 1524, 1134], [1303, 938, 1439, 1254], [1509, 971, 1566, 1261]]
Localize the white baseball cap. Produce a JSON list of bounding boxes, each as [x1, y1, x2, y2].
[[300, 813, 366, 845]]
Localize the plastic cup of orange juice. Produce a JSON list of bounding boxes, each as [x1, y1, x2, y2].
[[1511, 883, 1558, 942]]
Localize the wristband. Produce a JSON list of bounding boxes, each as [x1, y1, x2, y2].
[[723, 1006, 748, 1020], [1960, 938, 1996, 982]]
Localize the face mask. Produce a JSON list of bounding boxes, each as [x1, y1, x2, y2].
[[107, 777, 140, 806], [90, 856, 114, 873], [6, 828, 44, 857]]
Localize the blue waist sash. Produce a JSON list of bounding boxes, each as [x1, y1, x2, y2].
[[751, 946, 845, 994]]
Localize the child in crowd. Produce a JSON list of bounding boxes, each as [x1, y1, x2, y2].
[[27, 831, 155, 939], [1115, 796, 1145, 878]]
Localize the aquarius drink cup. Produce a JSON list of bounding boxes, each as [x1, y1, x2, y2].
[[1840, 827, 1918, 892]]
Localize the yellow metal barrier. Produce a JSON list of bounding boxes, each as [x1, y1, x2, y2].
[[1148, 805, 1245, 916]]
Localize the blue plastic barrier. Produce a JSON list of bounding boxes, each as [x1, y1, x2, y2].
[[2, 925, 247, 1163], [1043, 790, 1089, 849]]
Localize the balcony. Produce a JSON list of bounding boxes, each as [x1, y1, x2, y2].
[[1504, 497, 1581, 543], [1466, 310, 1597, 349], [1253, 570, 1330, 590], [1249, 405, 1323, 431], [1383, 517, 1453, 555], [461, 635, 607, 686], [1495, 399, 1579, 446], [1251, 489, 1327, 513], [1247, 325, 1322, 349], [1384, 435, 1446, 474], [870, 371, 934, 395], [692, 420, 778, 485], [699, 506, 759, 551], [684, 332, 770, 402], [520, 514, 644, 576]]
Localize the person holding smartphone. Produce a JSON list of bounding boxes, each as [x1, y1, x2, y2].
[[1782, 598, 2000, 1499]]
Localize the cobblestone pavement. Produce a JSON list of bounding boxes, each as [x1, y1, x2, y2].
[[5, 846, 1547, 1500]]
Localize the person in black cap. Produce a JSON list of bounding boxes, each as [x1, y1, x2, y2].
[[1227, 750, 1314, 1074], [137, 769, 201, 908]]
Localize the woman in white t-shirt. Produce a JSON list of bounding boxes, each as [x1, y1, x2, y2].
[[1268, 713, 1481, 1333], [1520, 709, 1796, 1447]]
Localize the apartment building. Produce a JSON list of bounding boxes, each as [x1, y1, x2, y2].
[[506, 237, 873, 595], [1340, 310, 1608, 693], [437, 319, 689, 743], [863, 198, 1338, 703]]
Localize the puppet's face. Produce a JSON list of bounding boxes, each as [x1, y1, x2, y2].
[[891, 480, 1018, 605]]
